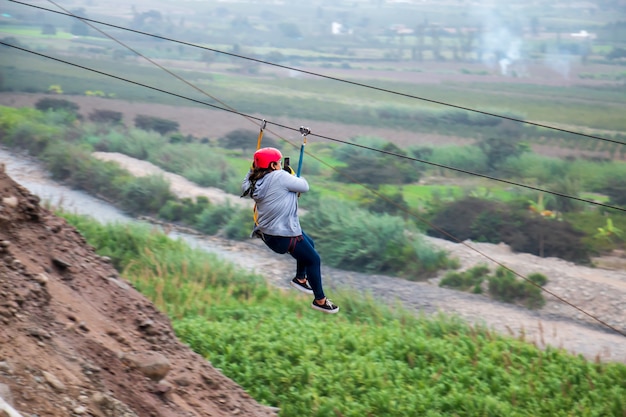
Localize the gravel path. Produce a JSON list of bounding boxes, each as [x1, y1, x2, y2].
[[3, 148, 626, 363]]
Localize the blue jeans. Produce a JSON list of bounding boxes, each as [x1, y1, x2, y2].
[[262, 231, 325, 300]]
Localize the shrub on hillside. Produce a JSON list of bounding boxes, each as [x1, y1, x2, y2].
[[92, 129, 165, 159], [158, 197, 210, 223], [4, 120, 60, 155], [333, 152, 419, 185], [426, 145, 487, 175], [427, 197, 591, 264], [88, 109, 123, 124], [509, 216, 590, 263], [356, 187, 411, 217], [488, 267, 547, 309], [35, 97, 79, 114], [598, 178, 626, 207], [428, 197, 500, 241], [218, 128, 278, 152], [441, 265, 546, 309], [119, 175, 174, 215], [439, 264, 489, 293], [168, 132, 195, 144], [223, 208, 256, 240], [302, 199, 452, 278], [134, 114, 179, 135], [332, 140, 420, 185]]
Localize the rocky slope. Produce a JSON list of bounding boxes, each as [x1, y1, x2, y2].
[[0, 165, 277, 416]]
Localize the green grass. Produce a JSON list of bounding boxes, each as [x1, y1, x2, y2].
[[61, 213, 626, 417]]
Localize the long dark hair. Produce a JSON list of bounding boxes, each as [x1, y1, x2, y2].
[[241, 166, 273, 198]]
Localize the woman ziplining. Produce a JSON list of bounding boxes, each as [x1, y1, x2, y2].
[[241, 129, 339, 314]]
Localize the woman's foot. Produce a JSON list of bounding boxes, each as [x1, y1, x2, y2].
[[290, 277, 313, 295], [311, 298, 339, 314]]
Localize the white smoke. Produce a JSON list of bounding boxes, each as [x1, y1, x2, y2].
[[543, 52, 572, 80], [474, 7, 523, 76]]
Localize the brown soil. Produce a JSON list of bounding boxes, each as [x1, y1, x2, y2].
[[0, 167, 276, 416]]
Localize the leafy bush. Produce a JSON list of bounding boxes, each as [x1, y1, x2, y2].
[[302, 199, 452, 278], [428, 197, 592, 264], [34, 97, 79, 114], [488, 267, 546, 309], [158, 196, 210, 223], [332, 145, 420, 185], [440, 265, 547, 309], [5, 121, 58, 155], [168, 132, 194, 144], [428, 197, 501, 241], [119, 175, 174, 215], [598, 178, 626, 207], [476, 137, 528, 173], [508, 216, 590, 263], [223, 207, 256, 240], [426, 145, 487, 175], [0, 107, 65, 155], [134, 114, 179, 135], [43, 142, 128, 199], [564, 211, 626, 255], [355, 187, 410, 216], [195, 203, 237, 235], [88, 109, 123, 124], [439, 265, 490, 293], [218, 128, 278, 152]]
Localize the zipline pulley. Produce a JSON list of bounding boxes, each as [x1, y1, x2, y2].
[[296, 126, 310, 177], [256, 119, 267, 151]]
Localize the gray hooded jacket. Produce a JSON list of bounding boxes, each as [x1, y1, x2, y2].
[[242, 170, 309, 237]]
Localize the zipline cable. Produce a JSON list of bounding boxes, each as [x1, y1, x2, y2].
[[1, 42, 624, 338], [8, 0, 626, 148], [38, 0, 625, 212], [2, 41, 624, 215]]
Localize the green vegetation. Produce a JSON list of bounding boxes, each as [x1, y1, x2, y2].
[[1, 103, 624, 268], [0, 105, 456, 278], [440, 265, 548, 309], [59, 214, 626, 417], [2, 3, 625, 412]]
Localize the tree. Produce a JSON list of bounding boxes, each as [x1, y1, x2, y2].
[[134, 115, 179, 135], [600, 178, 626, 207], [218, 129, 277, 152], [88, 109, 123, 125], [477, 136, 527, 173], [356, 187, 410, 217], [35, 97, 79, 113]]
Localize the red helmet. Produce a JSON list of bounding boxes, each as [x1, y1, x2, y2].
[[253, 147, 282, 169]]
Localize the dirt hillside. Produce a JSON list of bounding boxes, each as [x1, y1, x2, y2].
[[0, 165, 277, 416]]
